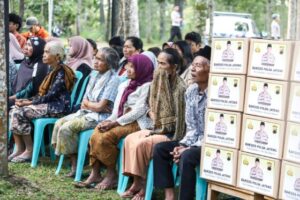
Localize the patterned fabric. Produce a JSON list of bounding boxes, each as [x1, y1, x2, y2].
[[107, 80, 153, 130], [149, 68, 186, 141], [10, 104, 53, 135], [179, 84, 207, 147], [32, 68, 73, 114], [51, 113, 98, 155]]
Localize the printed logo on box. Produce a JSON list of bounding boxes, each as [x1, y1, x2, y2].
[[239, 155, 275, 196], [282, 164, 300, 200], [289, 85, 300, 123], [202, 147, 234, 185], [286, 124, 300, 162], [243, 119, 281, 158], [246, 80, 283, 119], [213, 40, 245, 73], [206, 111, 238, 148], [209, 76, 241, 110], [250, 42, 287, 79]]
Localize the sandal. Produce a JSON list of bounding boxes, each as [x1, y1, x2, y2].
[[74, 179, 102, 189], [11, 156, 31, 163], [120, 188, 140, 198], [65, 171, 76, 178], [132, 189, 145, 200], [94, 180, 118, 191]]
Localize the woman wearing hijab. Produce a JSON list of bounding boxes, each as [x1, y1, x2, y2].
[[121, 48, 186, 200], [67, 36, 93, 104], [75, 54, 154, 190], [9, 41, 75, 163], [9, 37, 49, 106], [51, 47, 120, 177]]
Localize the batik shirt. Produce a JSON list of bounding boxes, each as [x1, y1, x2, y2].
[[179, 84, 207, 147]]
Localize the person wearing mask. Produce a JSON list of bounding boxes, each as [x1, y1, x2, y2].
[[152, 47, 211, 200]]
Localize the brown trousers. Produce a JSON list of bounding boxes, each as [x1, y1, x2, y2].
[[89, 121, 140, 168]]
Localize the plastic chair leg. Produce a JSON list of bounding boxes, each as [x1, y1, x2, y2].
[[196, 166, 207, 200], [74, 130, 93, 182], [31, 122, 47, 168], [117, 138, 129, 194], [48, 125, 56, 161], [145, 160, 154, 200], [55, 155, 64, 175]]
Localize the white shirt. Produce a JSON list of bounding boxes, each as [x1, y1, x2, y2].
[[271, 20, 280, 39], [171, 11, 181, 27]]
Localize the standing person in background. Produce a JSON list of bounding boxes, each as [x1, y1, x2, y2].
[[22, 17, 49, 40], [271, 14, 280, 40], [9, 13, 26, 48], [168, 5, 183, 42]]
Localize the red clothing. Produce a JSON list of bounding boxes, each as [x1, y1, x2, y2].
[[22, 27, 49, 40], [13, 32, 26, 48]]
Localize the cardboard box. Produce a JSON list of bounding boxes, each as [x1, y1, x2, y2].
[[241, 114, 285, 159], [237, 151, 281, 198], [283, 122, 300, 164], [204, 109, 242, 149], [207, 74, 246, 112], [291, 41, 300, 82], [248, 39, 292, 80], [211, 38, 249, 74], [200, 144, 238, 186], [287, 83, 300, 123], [279, 161, 300, 200], [244, 77, 288, 120]]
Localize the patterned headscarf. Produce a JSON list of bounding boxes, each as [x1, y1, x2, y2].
[[117, 54, 154, 117], [67, 36, 93, 70]]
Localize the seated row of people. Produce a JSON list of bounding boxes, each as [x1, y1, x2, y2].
[[8, 31, 209, 199]]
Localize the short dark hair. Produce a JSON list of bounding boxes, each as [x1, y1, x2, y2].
[[185, 31, 201, 45], [227, 40, 231, 45], [173, 40, 193, 74], [255, 158, 260, 162], [264, 83, 268, 87], [9, 13, 23, 31], [86, 38, 97, 51], [125, 36, 143, 52], [216, 149, 221, 153], [161, 48, 182, 67], [220, 114, 224, 118], [223, 77, 227, 81], [267, 44, 272, 48], [147, 47, 161, 57], [260, 122, 265, 126], [109, 36, 125, 47]]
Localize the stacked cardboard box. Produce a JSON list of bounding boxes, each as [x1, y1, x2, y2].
[[200, 38, 249, 186], [237, 39, 294, 198], [278, 41, 300, 200]]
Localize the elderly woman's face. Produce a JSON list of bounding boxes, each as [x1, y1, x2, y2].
[[94, 51, 109, 73], [157, 52, 176, 75], [43, 44, 58, 65], [123, 40, 139, 59], [23, 40, 33, 57]]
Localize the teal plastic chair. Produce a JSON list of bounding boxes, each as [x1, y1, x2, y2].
[[31, 71, 83, 168], [117, 138, 129, 194], [55, 129, 93, 181], [75, 73, 91, 106]]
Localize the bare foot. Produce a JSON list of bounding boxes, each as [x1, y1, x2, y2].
[[8, 151, 23, 161], [94, 175, 118, 190]]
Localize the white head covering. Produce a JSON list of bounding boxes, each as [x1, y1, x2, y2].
[[142, 51, 157, 69], [9, 33, 24, 61]]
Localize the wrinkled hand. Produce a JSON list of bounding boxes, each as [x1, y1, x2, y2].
[[148, 111, 155, 121], [97, 120, 119, 132], [15, 99, 32, 107], [81, 99, 89, 110], [170, 146, 189, 164]]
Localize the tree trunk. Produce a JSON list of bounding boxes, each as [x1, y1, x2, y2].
[[123, 0, 139, 37], [76, 0, 82, 35], [287, 0, 297, 39], [208, 0, 214, 45], [296, 1, 300, 40], [100, 0, 105, 24], [116, 0, 124, 37], [105, 0, 111, 41], [145, 0, 152, 43], [159, 1, 166, 40], [19, 0, 24, 19], [111, 0, 120, 37], [0, 0, 8, 176]]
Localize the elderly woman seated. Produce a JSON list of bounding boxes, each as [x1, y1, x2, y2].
[[9, 41, 76, 163], [51, 47, 120, 177]]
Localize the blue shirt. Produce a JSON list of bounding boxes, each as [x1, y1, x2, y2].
[[179, 83, 207, 147]]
